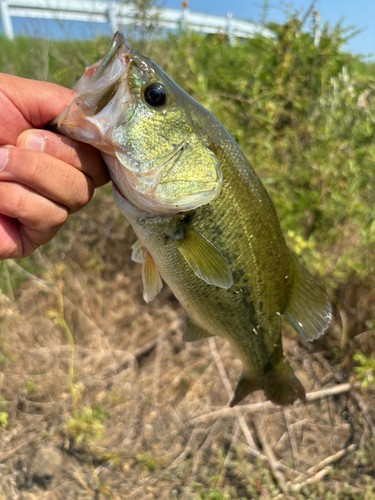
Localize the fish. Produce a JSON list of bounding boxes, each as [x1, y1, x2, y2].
[[51, 32, 332, 406]]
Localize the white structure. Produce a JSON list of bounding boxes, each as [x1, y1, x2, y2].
[[0, 0, 274, 44]]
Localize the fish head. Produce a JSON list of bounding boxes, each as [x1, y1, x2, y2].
[[52, 32, 222, 215]]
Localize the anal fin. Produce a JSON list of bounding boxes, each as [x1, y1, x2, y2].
[[183, 317, 213, 342], [142, 250, 163, 303], [284, 254, 332, 341]]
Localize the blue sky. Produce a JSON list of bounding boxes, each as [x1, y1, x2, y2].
[[3, 0, 375, 60], [163, 0, 375, 59]]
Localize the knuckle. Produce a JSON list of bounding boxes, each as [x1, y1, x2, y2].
[[51, 205, 68, 228], [11, 184, 27, 214], [70, 177, 93, 212], [19, 150, 42, 185]]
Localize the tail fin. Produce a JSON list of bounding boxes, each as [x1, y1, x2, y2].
[[284, 254, 332, 341], [230, 359, 305, 407]]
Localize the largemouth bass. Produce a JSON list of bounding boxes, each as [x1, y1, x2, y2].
[[52, 32, 332, 406]]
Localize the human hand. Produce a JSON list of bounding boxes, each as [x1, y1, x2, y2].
[[0, 74, 109, 260]]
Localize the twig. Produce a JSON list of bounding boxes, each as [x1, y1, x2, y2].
[[314, 353, 375, 432], [253, 420, 291, 498], [227, 434, 303, 478], [226, 433, 269, 463], [0, 435, 41, 463], [306, 444, 357, 475], [217, 421, 240, 487], [168, 427, 206, 471], [273, 466, 332, 499], [208, 338, 233, 401], [283, 408, 299, 469], [209, 338, 261, 454], [152, 338, 163, 405], [274, 445, 359, 499], [191, 418, 223, 476], [192, 383, 358, 424], [303, 357, 320, 390], [338, 308, 350, 350]]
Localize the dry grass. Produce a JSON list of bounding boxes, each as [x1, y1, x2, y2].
[[0, 188, 374, 500]]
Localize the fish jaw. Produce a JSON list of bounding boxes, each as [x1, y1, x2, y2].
[[51, 32, 223, 216], [52, 32, 130, 149]]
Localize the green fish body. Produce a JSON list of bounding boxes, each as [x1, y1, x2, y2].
[[53, 33, 332, 406]]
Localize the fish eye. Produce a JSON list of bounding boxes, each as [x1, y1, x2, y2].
[[144, 83, 167, 107]]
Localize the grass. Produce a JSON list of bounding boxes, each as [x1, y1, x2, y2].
[[0, 7, 374, 499]]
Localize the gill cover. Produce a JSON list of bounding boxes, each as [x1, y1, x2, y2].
[[52, 32, 222, 215]]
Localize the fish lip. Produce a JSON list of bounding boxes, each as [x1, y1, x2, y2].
[[89, 32, 127, 83], [48, 31, 131, 132]]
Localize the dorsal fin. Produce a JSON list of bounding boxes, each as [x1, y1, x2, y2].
[[142, 250, 163, 303], [283, 254, 332, 341], [183, 317, 213, 342], [170, 222, 233, 289]]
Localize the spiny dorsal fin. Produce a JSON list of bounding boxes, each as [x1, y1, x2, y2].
[[142, 250, 163, 303], [131, 239, 144, 264], [283, 254, 332, 341], [170, 222, 233, 289], [183, 317, 213, 342]]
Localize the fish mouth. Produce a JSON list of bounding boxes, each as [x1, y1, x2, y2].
[[88, 32, 127, 85], [49, 31, 131, 143]]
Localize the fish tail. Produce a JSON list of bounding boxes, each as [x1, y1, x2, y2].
[[230, 360, 305, 407]]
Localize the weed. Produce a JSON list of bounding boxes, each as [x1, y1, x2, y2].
[[135, 453, 159, 472], [66, 404, 108, 445], [0, 396, 8, 428]]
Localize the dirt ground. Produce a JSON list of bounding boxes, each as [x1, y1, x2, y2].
[[0, 188, 374, 499]]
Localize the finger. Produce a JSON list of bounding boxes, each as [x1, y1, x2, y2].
[[0, 74, 76, 144], [0, 146, 93, 214], [0, 182, 68, 256], [0, 214, 24, 259], [17, 129, 110, 188]]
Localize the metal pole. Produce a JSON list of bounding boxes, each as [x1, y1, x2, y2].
[[108, 3, 118, 34], [0, 0, 14, 40], [227, 12, 234, 46], [181, 2, 189, 32]]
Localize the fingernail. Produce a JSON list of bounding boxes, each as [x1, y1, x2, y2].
[[24, 132, 46, 152], [0, 148, 9, 172]]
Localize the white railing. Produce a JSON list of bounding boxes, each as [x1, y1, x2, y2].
[[0, 0, 274, 43]]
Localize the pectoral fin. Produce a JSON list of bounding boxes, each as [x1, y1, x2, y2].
[[170, 222, 233, 289], [142, 250, 163, 303], [131, 239, 144, 264], [284, 255, 332, 341], [183, 317, 213, 342]]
